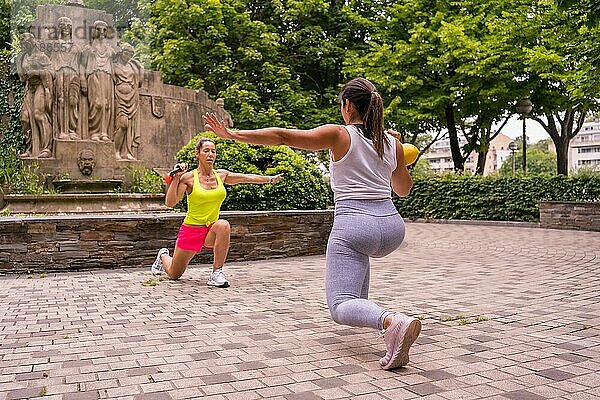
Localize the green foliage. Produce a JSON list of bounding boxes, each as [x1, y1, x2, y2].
[[141, 0, 374, 130], [394, 174, 600, 222], [0, 49, 24, 154], [0, 48, 34, 193], [498, 149, 557, 176], [0, 153, 46, 194], [176, 133, 330, 210], [410, 157, 433, 179], [1, 0, 10, 50], [128, 167, 165, 194]]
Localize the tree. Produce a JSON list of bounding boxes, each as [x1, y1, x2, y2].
[[559, 0, 600, 23], [141, 0, 374, 131], [498, 149, 557, 176], [510, 1, 600, 175], [348, 0, 524, 174]]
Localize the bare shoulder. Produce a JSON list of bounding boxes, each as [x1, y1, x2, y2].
[[313, 124, 346, 135], [179, 170, 194, 184]]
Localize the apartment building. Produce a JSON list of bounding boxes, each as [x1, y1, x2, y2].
[[423, 133, 515, 175], [569, 119, 600, 172]]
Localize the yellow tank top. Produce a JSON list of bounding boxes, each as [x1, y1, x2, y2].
[[183, 169, 227, 226]]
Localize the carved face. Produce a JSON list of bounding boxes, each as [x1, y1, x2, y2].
[[58, 18, 72, 37], [94, 22, 108, 39], [20, 34, 35, 53], [121, 47, 134, 61], [77, 149, 95, 176]]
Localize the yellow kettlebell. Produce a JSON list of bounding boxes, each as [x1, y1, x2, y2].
[[402, 143, 419, 166], [387, 129, 419, 166]]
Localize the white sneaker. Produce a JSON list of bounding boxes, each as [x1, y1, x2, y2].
[[207, 268, 230, 288], [151, 248, 169, 275]]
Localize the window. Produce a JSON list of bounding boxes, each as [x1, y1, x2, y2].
[[578, 159, 600, 166], [578, 147, 600, 153]]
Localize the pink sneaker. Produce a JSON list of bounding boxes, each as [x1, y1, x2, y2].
[[379, 313, 421, 370]]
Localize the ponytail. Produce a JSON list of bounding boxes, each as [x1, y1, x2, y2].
[[339, 78, 388, 159]]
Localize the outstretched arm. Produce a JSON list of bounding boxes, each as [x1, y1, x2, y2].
[[202, 113, 343, 152], [219, 170, 284, 185]]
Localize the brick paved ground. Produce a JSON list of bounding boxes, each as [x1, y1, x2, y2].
[[1, 222, 599, 400]]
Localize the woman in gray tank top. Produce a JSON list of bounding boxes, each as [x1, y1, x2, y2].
[[203, 78, 420, 370]]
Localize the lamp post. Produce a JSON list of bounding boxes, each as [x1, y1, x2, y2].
[[515, 99, 533, 173], [508, 141, 518, 175]]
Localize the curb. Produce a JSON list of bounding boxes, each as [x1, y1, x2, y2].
[[407, 218, 540, 229]]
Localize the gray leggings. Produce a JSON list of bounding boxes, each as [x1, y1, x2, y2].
[[326, 199, 406, 331]]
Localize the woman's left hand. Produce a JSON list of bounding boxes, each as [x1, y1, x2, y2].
[[203, 113, 233, 139]]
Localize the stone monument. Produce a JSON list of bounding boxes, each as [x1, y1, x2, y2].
[[17, 1, 233, 192]]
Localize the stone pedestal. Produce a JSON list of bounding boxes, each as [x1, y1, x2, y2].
[[3, 193, 168, 214], [22, 139, 144, 188]]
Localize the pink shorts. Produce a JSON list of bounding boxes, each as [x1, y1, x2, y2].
[[175, 223, 213, 252]]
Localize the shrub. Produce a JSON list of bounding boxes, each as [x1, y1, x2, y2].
[[0, 152, 47, 194], [128, 167, 165, 194], [175, 133, 331, 210], [394, 173, 600, 222]]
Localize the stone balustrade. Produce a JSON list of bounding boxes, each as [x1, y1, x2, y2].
[[0, 210, 333, 273]]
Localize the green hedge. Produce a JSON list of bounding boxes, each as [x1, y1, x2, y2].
[[176, 133, 331, 211], [394, 174, 600, 222]]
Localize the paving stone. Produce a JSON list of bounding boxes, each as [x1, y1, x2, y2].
[[0, 223, 599, 400]]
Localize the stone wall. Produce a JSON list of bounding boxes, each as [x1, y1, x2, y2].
[[539, 201, 600, 231], [0, 210, 333, 273]]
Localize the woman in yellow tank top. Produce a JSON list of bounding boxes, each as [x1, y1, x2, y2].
[[151, 137, 283, 287]]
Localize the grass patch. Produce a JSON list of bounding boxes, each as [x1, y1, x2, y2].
[[442, 314, 488, 325]]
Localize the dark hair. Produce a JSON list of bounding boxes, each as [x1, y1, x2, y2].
[[338, 78, 387, 159], [195, 137, 215, 151]]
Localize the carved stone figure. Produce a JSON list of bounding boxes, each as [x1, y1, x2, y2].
[[17, 32, 54, 158], [77, 149, 95, 175], [51, 16, 81, 140], [80, 20, 115, 142], [112, 43, 143, 160], [216, 98, 234, 128]]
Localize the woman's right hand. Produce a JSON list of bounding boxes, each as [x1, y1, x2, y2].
[[171, 163, 188, 178], [202, 113, 234, 139]]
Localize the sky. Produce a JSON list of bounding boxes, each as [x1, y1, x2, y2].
[[493, 115, 549, 144]]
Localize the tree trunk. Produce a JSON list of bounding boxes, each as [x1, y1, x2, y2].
[[556, 136, 570, 175], [475, 150, 487, 175], [531, 108, 586, 176], [445, 104, 464, 172]]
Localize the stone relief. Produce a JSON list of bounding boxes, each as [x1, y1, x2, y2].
[[17, 17, 143, 160], [77, 148, 95, 175], [16, 32, 54, 158], [216, 98, 233, 128], [51, 16, 81, 140], [81, 20, 115, 142], [15, 2, 234, 187], [113, 43, 143, 160]]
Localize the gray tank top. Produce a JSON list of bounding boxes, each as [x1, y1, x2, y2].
[[329, 125, 397, 202]]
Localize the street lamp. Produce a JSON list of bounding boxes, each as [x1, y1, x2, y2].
[[508, 141, 518, 175], [516, 99, 533, 173]]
